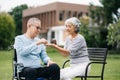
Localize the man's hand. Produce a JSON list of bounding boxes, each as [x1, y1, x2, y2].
[[47, 60, 56, 67], [36, 38, 48, 45]]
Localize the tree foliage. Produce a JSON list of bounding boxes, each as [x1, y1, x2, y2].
[[89, 0, 120, 25], [89, 4, 106, 26], [107, 19, 120, 50], [0, 12, 15, 50], [9, 4, 28, 35], [100, 0, 120, 24], [80, 25, 107, 47]]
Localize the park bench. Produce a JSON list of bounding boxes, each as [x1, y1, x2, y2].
[[62, 48, 108, 80]]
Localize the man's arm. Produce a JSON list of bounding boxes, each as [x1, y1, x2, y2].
[[14, 36, 38, 56]]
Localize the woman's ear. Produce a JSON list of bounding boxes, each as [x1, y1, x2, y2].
[[74, 27, 79, 33]]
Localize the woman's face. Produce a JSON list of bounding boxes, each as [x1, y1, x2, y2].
[[65, 22, 76, 35]]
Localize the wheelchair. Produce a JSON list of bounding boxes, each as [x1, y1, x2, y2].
[[12, 49, 46, 80]]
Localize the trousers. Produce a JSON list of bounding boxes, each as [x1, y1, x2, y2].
[[60, 62, 90, 80], [20, 64, 60, 80]]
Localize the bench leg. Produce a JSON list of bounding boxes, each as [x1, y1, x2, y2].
[[81, 77, 83, 80]]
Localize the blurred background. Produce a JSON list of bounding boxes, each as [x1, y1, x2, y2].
[[0, 0, 120, 80]]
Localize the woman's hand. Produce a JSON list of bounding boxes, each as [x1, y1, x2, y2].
[[45, 43, 56, 48]]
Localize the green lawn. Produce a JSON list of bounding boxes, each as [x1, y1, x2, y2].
[[0, 48, 120, 80]]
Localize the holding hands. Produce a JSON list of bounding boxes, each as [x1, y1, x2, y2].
[[45, 39, 57, 47], [36, 38, 57, 48], [36, 38, 48, 45]]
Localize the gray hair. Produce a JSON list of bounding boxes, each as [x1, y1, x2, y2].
[[27, 17, 40, 26], [65, 17, 81, 33]]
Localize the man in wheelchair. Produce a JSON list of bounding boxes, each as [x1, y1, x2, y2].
[[13, 17, 60, 80]]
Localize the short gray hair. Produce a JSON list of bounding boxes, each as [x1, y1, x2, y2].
[[27, 17, 40, 26], [65, 17, 81, 33]]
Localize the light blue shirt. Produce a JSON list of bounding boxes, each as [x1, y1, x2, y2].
[[14, 34, 50, 68]]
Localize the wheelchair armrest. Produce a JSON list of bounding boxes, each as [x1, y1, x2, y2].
[[14, 63, 24, 67], [14, 62, 24, 72]]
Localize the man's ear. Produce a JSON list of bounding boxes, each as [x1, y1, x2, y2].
[[27, 24, 31, 29]]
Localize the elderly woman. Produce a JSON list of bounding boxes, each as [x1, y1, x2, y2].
[[47, 17, 90, 80]]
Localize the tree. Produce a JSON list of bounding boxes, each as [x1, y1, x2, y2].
[[89, 4, 107, 26], [80, 14, 90, 26], [9, 4, 28, 35], [80, 12, 108, 48], [89, 0, 120, 25], [100, 0, 120, 24], [107, 19, 120, 50], [0, 12, 15, 50]]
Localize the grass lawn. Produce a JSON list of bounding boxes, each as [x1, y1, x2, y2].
[[0, 47, 120, 80]]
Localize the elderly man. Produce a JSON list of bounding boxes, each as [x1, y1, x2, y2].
[[14, 17, 60, 80]]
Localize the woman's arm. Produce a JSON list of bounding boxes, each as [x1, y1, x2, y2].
[[47, 43, 69, 57]]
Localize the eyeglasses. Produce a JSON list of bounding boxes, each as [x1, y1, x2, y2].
[[35, 26, 41, 30], [31, 25, 41, 30]]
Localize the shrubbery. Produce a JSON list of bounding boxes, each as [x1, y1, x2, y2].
[[0, 12, 15, 50], [80, 24, 108, 48], [107, 20, 120, 50]]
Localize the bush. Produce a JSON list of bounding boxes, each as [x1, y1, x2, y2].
[[107, 20, 120, 50], [108, 50, 120, 54], [0, 12, 15, 50], [80, 25, 108, 48]]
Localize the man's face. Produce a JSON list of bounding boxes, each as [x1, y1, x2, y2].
[[29, 21, 41, 37]]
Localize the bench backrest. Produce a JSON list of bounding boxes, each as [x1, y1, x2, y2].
[[88, 48, 107, 63]]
